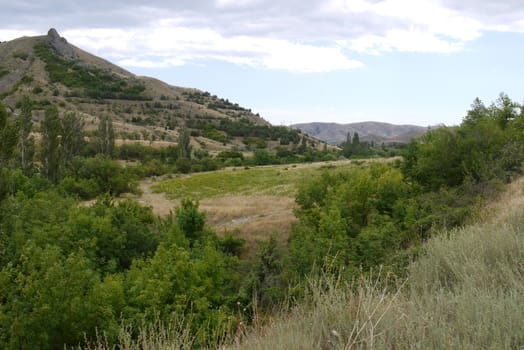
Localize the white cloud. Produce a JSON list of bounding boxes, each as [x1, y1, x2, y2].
[[0, 29, 39, 41], [327, 0, 482, 54], [65, 24, 363, 73], [350, 28, 464, 54]]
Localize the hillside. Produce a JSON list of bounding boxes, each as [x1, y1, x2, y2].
[[0, 29, 319, 152], [291, 121, 428, 145]]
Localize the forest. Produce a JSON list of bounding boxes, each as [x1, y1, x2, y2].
[[0, 93, 523, 348]]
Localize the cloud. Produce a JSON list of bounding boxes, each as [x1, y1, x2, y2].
[[1, 0, 524, 72], [64, 24, 363, 73], [349, 29, 464, 54], [0, 29, 39, 41]]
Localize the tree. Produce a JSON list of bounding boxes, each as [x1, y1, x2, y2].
[[17, 97, 34, 175], [342, 132, 353, 157], [352, 132, 360, 147], [176, 199, 205, 242], [463, 97, 488, 127], [97, 116, 115, 156], [61, 112, 85, 167], [40, 105, 62, 183], [491, 92, 519, 129], [0, 102, 20, 201], [177, 126, 191, 159], [0, 102, 19, 169]]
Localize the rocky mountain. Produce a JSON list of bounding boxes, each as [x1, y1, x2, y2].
[[0, 29, 317, 152], [291, 121, 428, 145]]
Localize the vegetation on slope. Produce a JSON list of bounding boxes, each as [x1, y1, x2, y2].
[[34, 41, 148, 100], [230, 191, 524, 349], [1, 92, 524, 349]]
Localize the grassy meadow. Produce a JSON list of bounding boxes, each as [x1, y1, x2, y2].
[[149, 160, 375, 250], [152, 160, 366, 200]]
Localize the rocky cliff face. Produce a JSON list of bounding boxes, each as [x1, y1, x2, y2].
[[47, 28, 76, 59]]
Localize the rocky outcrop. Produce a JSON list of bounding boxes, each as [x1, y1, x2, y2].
[[47, 28, 76, 59]]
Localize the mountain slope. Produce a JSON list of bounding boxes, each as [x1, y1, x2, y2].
[[0, 29, 316, 152], [291, 121, 428, 145]]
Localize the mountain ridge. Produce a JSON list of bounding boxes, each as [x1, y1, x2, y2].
[[291, 121, 428, 145]]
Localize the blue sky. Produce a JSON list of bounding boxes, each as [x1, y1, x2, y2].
[[2, 0, 524, 126]]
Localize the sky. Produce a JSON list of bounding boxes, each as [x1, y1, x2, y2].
[[2, 0, 524, 126]]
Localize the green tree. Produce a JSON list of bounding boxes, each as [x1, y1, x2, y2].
[[0, 102, 20, 201], [491, 92, 519, 129], [40, 105, 62, 183], [97, 116, 115, 156], [61, 112, 85, 167], [0, 243, 120, 349], [463, 97, 488, 127], [176, 199, 205, 242], [17, 97, 34, 175], [178, 126, 191, 159], [0, 102, 19, 169]]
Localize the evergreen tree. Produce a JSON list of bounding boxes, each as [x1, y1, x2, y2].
[[352, 132, 360, 146]]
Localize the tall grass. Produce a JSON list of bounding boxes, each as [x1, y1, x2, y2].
[[228, 200, 524, 349], [79, 317, 196, 350]]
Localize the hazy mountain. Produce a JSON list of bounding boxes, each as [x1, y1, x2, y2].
[[291, 121, 428, 145], [1, 29, 323, 152]]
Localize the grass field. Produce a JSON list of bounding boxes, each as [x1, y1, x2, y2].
[[148, 160, 374, 253], [152, 161, 360, 200]]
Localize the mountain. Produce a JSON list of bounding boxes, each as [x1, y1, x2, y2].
[[291, 121, 428, 145], [0, 29, 316, 152]]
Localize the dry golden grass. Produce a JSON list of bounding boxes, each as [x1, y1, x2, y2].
[[134, 178, 296, 253], [200, 195, 297, 253]]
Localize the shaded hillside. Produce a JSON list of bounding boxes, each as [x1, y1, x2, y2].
[[0, 29, 319, 152], [291, 121, 428, 145]]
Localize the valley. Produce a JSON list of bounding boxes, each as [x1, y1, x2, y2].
[[0, 29, 523, 350]]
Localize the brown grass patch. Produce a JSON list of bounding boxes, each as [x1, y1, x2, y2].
[[200, 195, 297, 253]]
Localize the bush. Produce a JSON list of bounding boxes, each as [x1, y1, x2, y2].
[[58, 176, 99, 199]]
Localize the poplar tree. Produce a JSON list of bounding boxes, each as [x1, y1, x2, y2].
[[97, 116, 115, 156], [40, 105, 62, 183], [18, 96, 35, 175], [61, 112, 85, 167]]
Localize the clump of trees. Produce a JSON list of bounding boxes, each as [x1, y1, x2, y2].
[[258, 93, 524, 306]]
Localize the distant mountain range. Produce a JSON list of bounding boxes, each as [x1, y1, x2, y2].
[[291, 121, 429, 145]]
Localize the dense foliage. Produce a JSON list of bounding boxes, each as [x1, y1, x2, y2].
[[34, 41, 147, 100], [1, 93, 523, 348], [260, 93, 524, 308]]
